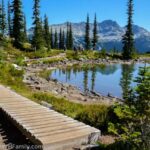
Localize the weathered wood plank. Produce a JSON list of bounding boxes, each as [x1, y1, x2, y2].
[[0, 85, 101, 150]]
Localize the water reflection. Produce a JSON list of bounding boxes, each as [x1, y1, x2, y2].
[[120, 64, 134, 100], [91, 67, 96, 92], [50, 63, 148, 99], [83, 69, 88, 93]]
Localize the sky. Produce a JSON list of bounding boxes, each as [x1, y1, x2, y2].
[[4, 0, 150, 31]]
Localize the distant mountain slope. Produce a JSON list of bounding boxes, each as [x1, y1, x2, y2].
[[28, 20, 150, 53]]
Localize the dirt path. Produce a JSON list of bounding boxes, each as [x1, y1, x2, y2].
[[25, 53, 66, 62]]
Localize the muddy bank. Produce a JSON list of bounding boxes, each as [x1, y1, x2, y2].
[[24, 74, 121, 105], [26, 58, 146, 72]]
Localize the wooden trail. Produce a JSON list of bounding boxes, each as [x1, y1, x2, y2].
[[0, 85, 100, 150]]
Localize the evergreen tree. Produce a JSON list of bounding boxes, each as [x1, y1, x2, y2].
[[85, 14, 90, 50], [109, 66, 150, 149], [59, 28, 62, 49], [92, 14, 98, 50], [12, 0, 25, 48], [7, 0, 13, 37], [66, 22, 70, 49], [0, 3, 2, 35], [54, 29, 58, 49], [68, 23, 73, 50], [62, 30, 65, 48], [50, 27, 54, 49], [134, 67, 150, 149], [44, 15, 50, 50], [23, 14, 28, 41], [122, 0, 135, 60], [32, 0, 44, 50], [0, 0, 6, 37]]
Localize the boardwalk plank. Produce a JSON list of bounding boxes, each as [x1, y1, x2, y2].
[[0, 85, 100, 150]]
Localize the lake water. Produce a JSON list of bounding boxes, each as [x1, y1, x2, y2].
[[50, 63, 148, 99]]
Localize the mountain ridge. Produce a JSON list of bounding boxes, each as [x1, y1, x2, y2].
[[28, 20, 150, 53]]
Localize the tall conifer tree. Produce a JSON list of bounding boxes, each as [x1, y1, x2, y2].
[[50, 27, 54, 49], [54, 29, 58, 49], [23, 14, 28, 41], [12, 0, 25, 48], [68, 23, 73, 50], [59, 28, 62, 49], [66, 22, 70, 49], [62, 30, 65, 48], [44, 15, 50, 50], [122, 0, 135, 60], [92, 14, 98, 50], [32, 0, 44, 50], [0, 0, 6, 37], [7, 0, 13, 37], [0, 3, 2, 35], [85, 14, 90, 50]]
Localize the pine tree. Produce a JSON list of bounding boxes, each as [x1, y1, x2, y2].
[[54, 29, 58, 49], [44, 15, 50, 50], [66, 22, 70, 49], [109, 66, 150, 149], [23, 15, 28, 41], [0, 0, 6, 37], [122, 0, 135, 60], [0, 3, 2, 35], [68, 23, 73, 50], [12, 0, 25, 48], [32, 0, 44, 50], [62, 30, 65, 49], [7, 0, 13, 37], [59, 28, 62, 49], [50, 27, 54, 49], [92, 14, 98, 50], [85, 14, 90, 50]]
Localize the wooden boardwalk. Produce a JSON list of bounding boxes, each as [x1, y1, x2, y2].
[[0, 85, 100, 150]]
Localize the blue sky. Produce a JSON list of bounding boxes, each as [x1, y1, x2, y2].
[[4, 0, 150, 31]]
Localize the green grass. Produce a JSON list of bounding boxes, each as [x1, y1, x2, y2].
[[25, 49, 64, 59], [38, 69, 53, 79], [66, 50, 101, 60], [66, 49, 123, 60], [42, 57, 65, 64], [138, 53, 150, 58]]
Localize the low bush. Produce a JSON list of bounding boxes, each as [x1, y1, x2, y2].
[[42, 57, 65, 64], [15, 56, 26, 66], [26, 49, 64, 59], [99, 141, 138, 150]]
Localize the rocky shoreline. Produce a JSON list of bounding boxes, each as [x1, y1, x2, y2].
[[24, 73, 122, 105], [27, 57, 148, 71], [23, 58, 149, 105]]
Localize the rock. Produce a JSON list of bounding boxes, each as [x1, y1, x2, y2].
[[84, 99, 88, 102], [52, 90, 58, 95], [41, 101, 53, 109], [79, 58, 85, 61], [35, 86, 41, 90], [12, 64, 22, 70], [34, 81, 40, 85]]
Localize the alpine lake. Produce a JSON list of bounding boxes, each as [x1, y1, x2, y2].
[[49, 63, 149, 99]]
